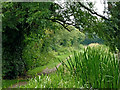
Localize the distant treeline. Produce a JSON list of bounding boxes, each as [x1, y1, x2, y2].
[[81, 34, 104, 45]]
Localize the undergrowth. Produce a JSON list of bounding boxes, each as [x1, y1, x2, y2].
[[21, 45, 120, 88]]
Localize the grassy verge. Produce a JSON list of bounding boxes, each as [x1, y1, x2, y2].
[[2, 51, 73, 88], [21, 44, 119, 88], [2, 79, 28, 88], [26, 52, 72, 76], [20, 72, 83, 88], [2, 46, 84, 88], [59, 45, 119, 88]]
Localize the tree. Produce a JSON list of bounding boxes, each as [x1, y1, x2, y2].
[[2, 2, 53, 79], [49, 1, 120, 53], [67, 25, 85, 46], [2, 1, 120, 79]]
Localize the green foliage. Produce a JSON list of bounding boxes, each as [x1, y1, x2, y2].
[[2, 1, 86, 79], [20, 73, 82, 88], [19, 45, 119, 88], [55, 2, 97, 29], [2, 79, 27, 88], [81, 33, 104, 45], [22, 22, 85, 76], [2, 2, 53, 79], [83, 2, 120, 52], [70, 28, 85, 47], [86, 19, 120, 52], [22, 30, 55, 71], [26, 52, 72, 76], [54, 1, 120, 52], [2, 1, 120, 88], [52, 24, 85, 48], [60, 45, 119, 88], [22, 23, 84, 71]]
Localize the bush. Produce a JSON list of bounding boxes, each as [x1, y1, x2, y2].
[[2, 45, 25, 79], [22, 41, 55, 71]]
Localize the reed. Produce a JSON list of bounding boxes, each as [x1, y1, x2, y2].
[[58, 45, 119, 88]]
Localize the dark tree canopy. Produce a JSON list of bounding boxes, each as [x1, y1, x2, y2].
[[2, 2, 53, 78]]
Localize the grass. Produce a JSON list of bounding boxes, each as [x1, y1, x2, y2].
[[2, 46, 80, 88], [6, 44, 119, 88], [21, 44, 120, 88], [2, 79, 28, 88], [20, 72, 83, 88], [2, 53, 72, 88], [27, 52, 72, 76], [59, 45, 120, 88]]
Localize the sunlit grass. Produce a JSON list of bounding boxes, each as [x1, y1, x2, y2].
[[21, 44, 120, 88], [2, 79, 28, 88], [20, 72, 83, 88], [3, 46, 83, 88], [27, 52, 72, 76], [59, 45, 119, 88], [5, 44, 119, 88]]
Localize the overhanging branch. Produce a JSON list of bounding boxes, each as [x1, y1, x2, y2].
[[45, 16, 81, 31], [45, 18, 71, 31], [78, 2, 109, 20], [46, 2, 110, 31]]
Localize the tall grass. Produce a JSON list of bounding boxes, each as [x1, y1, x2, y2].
[[59, 45, 119, 88], [20, 45, 119, 88], [20, 73, 83, 88]]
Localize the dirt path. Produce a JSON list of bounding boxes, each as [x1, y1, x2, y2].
[[8, 55, 72, 88], [37, 55, 72, 75], [8, 82, 28, 88]]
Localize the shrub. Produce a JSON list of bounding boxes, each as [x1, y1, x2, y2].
[[22, 42, 55, 70], [2, 46, 25, 79]]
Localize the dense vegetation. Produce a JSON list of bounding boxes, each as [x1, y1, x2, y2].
[[2, 1, 120, 89], [2, 2, 85, 79], [21, 45, 119, 88]]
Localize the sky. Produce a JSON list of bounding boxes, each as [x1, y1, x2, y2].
[[91, 0, 106, 15], [55, 0, 108, 20], [55, 0, 107, 15]]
